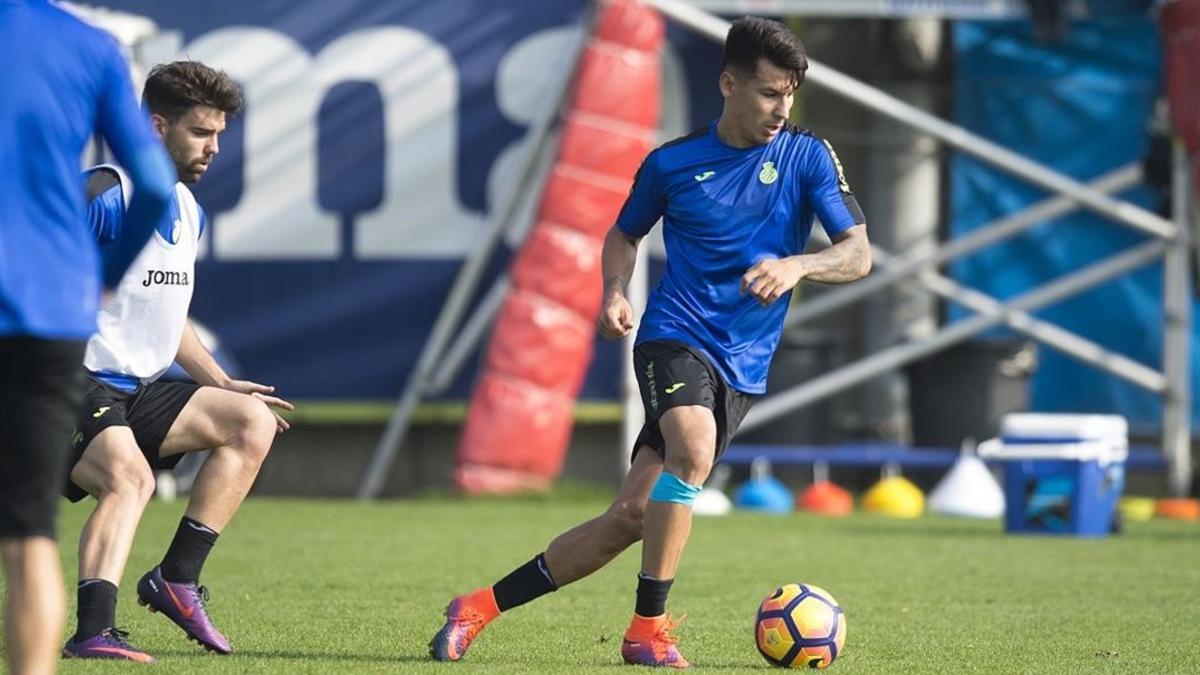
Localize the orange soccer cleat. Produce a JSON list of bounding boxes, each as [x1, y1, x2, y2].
[[428, 587, 501, 662], [621, 613, 690, 668]]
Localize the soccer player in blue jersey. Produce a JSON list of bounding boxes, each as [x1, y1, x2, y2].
[[57, 61, 291, 663], [0, 1, 175, 672], [431, 17, 871, 667]]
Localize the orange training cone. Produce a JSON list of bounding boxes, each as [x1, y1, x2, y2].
[[1155, 498, 1200, 521], [798, 481, 853, 516]]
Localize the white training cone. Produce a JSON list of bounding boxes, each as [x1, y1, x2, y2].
[[694, 465, 733, 516], [927, 450, 1005, 518]]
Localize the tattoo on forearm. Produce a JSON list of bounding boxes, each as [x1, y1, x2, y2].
[[604, 274, 630, 294], [805, 236, 869, 284]]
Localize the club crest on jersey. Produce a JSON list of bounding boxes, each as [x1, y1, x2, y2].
[[141, 270, 190, 287], [758, 161, 778, 185]]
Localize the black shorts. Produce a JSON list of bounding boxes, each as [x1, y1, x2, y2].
[[0, 336, 87, 539], [631, 340, 757, 462], [63, 377, 200, 503]]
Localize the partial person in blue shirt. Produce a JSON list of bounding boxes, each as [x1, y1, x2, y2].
[[427, 17, 871, 668], [0, 2, 174, 673]]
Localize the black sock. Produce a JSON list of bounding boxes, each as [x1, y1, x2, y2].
[[635, 574, 673, 617], [492, 553, 558, 612], [160, 516, 218, 583], [74, 579, 118, 642]]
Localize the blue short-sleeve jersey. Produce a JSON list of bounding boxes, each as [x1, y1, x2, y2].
[[87, 185, 126, 247], [616, 122, 865, 394], [85, 180, 204, 248], [0, 0, 171, 340]]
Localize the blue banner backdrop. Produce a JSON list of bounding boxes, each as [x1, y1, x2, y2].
[[92, 0, 723, 401]]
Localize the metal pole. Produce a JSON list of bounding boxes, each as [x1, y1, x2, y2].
[[858, 17, 942, 443], [424, 111, 567, 394], [741, 241, 1167, 432], [621, 241, 651, 471], [1164, 143, 1193, 496], [357, 22, 587, 499], [647, 0, 1176, 241], [890, 253, 1168, 393], [425, 277, 511, 395], [787, 165, 1142, 329]]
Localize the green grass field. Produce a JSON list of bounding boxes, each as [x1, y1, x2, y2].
[[7, 491, 1199, 673]]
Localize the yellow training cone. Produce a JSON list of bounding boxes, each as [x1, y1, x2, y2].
[[1118, 497, 1156, 523], [863, 476, 925, 518]]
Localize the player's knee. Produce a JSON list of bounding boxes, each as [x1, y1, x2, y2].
[[664, 449, 713, 486], [606, 500, 645, 545], [231, 400, 275, 462], [103, 456, 156, 503]]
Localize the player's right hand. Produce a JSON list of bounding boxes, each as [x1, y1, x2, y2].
[[224, 379, 294, 433], [598, 291, 635, 340]]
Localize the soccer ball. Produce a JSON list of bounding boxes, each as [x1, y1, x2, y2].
[[755, 583, 846, 668]]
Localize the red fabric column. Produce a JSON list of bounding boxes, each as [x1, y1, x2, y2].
[[1162, 0, 1200, 194], [456, 0, 663, 493]]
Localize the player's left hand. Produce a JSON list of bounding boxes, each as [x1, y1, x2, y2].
[[224, 379, 294, 432], [740, 257, 805, 306]]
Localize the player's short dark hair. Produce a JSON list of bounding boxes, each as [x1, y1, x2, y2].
[[143, 61, 243, 120], [723, 16, 808, 88]]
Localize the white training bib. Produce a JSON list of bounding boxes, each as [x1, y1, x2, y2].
[[84, 166, 200, 386]]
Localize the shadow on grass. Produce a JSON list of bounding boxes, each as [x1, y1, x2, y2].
[[589, 658, 769, 670], [153, 649, 432, 664], [837, 519, 1199, 543], [833, 522, 1005, 540], [1114, 526, 1200, 542]]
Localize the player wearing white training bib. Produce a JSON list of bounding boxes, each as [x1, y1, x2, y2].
[[83, 166, 202, 389], [61, 61, 294, 664]]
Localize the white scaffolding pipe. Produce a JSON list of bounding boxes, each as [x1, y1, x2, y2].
[[424, 277, 511, 395], [648, 0, 1177, 241], [787, 165, 1143, 328], [872, 250, 1170, 393], [742, 241, 1167, 432], [1164, 144, 1193, 496], [621, 243, 652, 471]]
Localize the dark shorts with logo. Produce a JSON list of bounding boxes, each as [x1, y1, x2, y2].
[[63, 377, 200, 502], [631, 340, 758, 462], [0, 337, 87, 539]]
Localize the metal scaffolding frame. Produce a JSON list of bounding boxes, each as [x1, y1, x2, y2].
[[649, 0, 1193, 495], [359, 0, 1193, 498]]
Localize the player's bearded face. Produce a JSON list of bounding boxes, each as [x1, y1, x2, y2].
[[723, 58, 796, 145], [156, 106, 227, 184]]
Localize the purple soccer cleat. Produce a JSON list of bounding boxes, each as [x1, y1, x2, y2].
[[62, 627, 155, 663], [136, 566, 231, 654]]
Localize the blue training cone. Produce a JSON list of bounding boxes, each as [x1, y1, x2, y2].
[[734, 458, 793, 514]]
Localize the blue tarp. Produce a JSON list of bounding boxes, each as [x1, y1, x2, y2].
[[951, 15, 1199, 434]]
